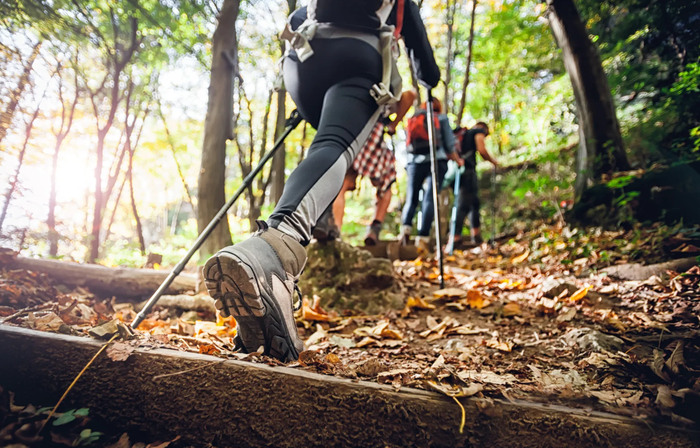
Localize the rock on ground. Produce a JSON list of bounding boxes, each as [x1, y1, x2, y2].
[[299, 240, 403, 314]]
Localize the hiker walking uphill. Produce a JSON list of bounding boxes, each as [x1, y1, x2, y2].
[[401, 98, 462, 252], [203, 0, 440, 362], [451, 122, 499, 246]]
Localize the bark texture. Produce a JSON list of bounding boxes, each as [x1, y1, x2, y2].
[[0, 326, 697, 448], [197, 0, 240, 257], [546, 0, 630, 197]]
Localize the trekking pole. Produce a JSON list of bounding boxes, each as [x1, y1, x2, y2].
[[424, 89, 445, 289], [131, 110, 303, 330], [489, 166, 497, 248], [447, 166, 461, 255]]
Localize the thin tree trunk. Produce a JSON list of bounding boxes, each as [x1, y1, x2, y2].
[[546, 0, 630, 198], [270, 0, 298, 205], [48, 60, 80, 256], [0, 42, 41, 146], [456, 0, 478, 126], [197, 0, 240, 257], [443, 0, 457, 113], [87, 14, 141, 263], [270, 88, 287, 204], [258, 88, 274, 206], [102, 173, 127, 247], [158, 99, 195, 212], [128, 146, 146, 255], [298, 122, 308, 164], [0, 97, 44, 233]]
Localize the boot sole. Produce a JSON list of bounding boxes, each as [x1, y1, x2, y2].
[[203, 250, 300, 362]]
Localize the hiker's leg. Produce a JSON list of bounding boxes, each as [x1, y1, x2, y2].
[[332, 173, 356, 228], [268, 77, 381, 243], [401, 163, 427, 229], [374, 187, 392, 223], [467, 171, 482, 242], [454, 170, 471, 240], [365, 186, 393, 245], [418, 160, 448, 237]]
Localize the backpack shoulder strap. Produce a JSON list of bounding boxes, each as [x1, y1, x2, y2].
[[394, 0, 405, 38]]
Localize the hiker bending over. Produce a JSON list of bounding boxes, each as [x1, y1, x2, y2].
[[203, 0, 439, 362], [450, 122, 499, 246], [400, 98, 462, 252], [315, 90, 417, 245]]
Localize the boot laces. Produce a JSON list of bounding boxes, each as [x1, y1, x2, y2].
[[293, 283, 303, 312]]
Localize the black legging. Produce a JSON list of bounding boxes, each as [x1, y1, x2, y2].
[[267, 38, 383, 245], [454, 168, 481, 236]]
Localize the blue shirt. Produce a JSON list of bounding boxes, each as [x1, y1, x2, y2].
[[407, 114, 456, 165]]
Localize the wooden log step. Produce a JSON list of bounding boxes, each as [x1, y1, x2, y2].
[[0, 325, 697, 448]]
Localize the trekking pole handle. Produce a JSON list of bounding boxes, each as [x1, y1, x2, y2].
[[131, 110, 303, 330]]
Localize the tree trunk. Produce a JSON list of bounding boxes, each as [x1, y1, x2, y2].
[[47, 138, 63, 256], [546, 0, 630, 198], [268, 0, 298, 205], [48, 62, 80, 257], [102, 173, 127, 247], [0, 42, 41, 146], [128, 148, 146, 255], [456, 0, 478, 126], [197, 0, 240, 258], [88, 131, 106, 262], [0, 101, 43, 233], [270, 89, 287, 204], [443, 0, 457, 113], [2, 257, 197, 298], [158, 99, 195, 212]]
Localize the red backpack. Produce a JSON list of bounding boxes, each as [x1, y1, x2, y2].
[[406, 110, 441, 155]]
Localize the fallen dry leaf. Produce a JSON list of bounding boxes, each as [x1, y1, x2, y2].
[[665, 341, 685, 375], [466, 289, 487, 309], [502, 302, 521, 317], [427, 380, 483, 397], [106, 342, 136, 362], [569, 286, 592, 302], [485, 337, 514, 352], [432, 288, 467, 300], [301, 296, 337, 322], [651, 349, 672, 383], [511, 250, 530, 265], [656, 385, 676, 409]]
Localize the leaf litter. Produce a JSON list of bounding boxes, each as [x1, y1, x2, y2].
[[1, 224, 699, 429]]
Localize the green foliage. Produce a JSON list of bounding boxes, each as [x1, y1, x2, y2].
[[578, 0, 700, 162]]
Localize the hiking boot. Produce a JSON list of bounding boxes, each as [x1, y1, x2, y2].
[[203, 221, 306, 362], [415, 235, 431, 253], [399, 225, 412, 246], [471, 234, 484, 245], [364, 220, 382, 246], [312, 208, 340, 243]]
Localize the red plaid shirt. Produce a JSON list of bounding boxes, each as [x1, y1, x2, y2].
[[352, 121, 397, 198]]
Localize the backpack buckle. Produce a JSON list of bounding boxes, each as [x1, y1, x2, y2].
[[370, 83, 395, 106]]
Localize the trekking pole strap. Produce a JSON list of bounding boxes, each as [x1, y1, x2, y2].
[[131, 110, 303, 329]]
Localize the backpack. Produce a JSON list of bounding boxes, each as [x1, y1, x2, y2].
[[406, 109, 441, 155], [453, 126, 469, 154], [283, 0, 405, 106], [308, 0, 396, 31]]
